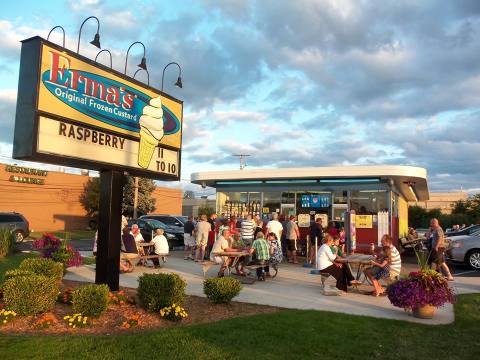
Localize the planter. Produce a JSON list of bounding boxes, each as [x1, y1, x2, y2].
[[413, 304, 436, 319]]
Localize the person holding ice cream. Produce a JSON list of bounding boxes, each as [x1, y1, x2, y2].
[[138, 96, 164, 169]]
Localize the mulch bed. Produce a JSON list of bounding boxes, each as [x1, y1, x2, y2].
[[0, 279, 281, 335]]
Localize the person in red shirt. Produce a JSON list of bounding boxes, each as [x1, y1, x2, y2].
[[327, 221, 338, 237]]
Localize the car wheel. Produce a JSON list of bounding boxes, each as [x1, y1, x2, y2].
[[14, 230, 25, 243], [466, 250, 480, 270]]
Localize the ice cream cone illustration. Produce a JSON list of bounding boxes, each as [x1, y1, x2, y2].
[[138, 96, 164, 169]]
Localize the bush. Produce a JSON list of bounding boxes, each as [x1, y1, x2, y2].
[[72, 284, 110, 317], [3, 275, 59, 315], [203, 277, 242, 304], [18, 258, 64, 281], [4, 269, 34, 281], [138, 273, 186, 312], [0, 228, 15, 258]]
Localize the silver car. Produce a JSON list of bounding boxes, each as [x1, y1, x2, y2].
[[446, 230, 480, 270]]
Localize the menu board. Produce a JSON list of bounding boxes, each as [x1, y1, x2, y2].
[[300, 194, 330, 208], [297, 214, 311, 227]]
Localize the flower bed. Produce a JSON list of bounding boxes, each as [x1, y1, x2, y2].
[[0, 279, 279, 335]]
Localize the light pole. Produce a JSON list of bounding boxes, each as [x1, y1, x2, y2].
[[94, 49, 113, 68], [124, 41, 147, 76], [76, 16, 101, 53], [161, 62, 182, 92], [133, 68, 150, 85], [133, 177, 139, 219], [47, 25, 66, 47]]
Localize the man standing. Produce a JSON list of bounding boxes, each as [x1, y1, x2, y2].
[[240, 214, 255, 246], [206, 213, 218, 258], [430, 218, 454, 281], [183, 216, 195, 260], [266, 213, 283, 245], [286, 215, 300, 264], [309, 217, 324, 265], [195, 214, 211, 261]]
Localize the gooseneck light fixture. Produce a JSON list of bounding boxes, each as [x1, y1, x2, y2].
[[134, 68, 150, 86], [47, 25, 66, 47], [94, 49, 113, 68], [77, 16, 101, 53], [124, 41, 147, 75], [161, 62, 183, 92]]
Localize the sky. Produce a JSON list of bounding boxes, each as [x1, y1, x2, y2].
[[1, 0, 480, 196]]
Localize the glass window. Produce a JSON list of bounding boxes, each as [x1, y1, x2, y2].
[[349, 190, 387, 214], [263, 191, 282, 214], [296, 192, 331, 211], [281, 192, 296, 204], [333, 190, 348, 204]]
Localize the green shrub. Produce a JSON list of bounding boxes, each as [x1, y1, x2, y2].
[[19, 258, 64, 281], [72, 284, 110, 317], [0, 228, 15, 258], [203, 277, 242, 304], [3, 275, 59, 315], [138, 273, 186, 312], [4, 269, 34, 281]]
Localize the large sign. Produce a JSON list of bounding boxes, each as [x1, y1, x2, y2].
[[13, 37, 183, 180], [5, 164, 48, 185]]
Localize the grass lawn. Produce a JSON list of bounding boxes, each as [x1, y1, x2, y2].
[[0, 252, 37, 283], [28, 230, 95, 241], [0, 293, 479, 360]]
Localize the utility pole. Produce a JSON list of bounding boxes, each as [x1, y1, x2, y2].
[[232, 154, 251, 170], [133, 176, 139, 218]]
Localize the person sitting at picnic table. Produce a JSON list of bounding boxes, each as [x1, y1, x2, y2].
[[248, 231, 271, 281], [317, 234, 360, 293], [231, 233, 247, 275], [330, 236, 345, 257], [210, 229, 236, 277], [120, 226, 138, 273], [267, 232, 282, 276], [364, 234, 402, 296], [150, 228, 169, 268]]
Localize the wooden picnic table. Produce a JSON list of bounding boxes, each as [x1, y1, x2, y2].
[[212, 250, 250, 276], [135, 242, 169, 267]]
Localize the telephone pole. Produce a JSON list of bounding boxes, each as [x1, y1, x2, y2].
[[232, 154, 251, 170], [133, 176, 139, 218]]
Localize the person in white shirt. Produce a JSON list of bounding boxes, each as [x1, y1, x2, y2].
[[210, 229, 236, 277], [150, 228, 169, 268], [317, 234, 359, 292], [266, 213, 283, 247]]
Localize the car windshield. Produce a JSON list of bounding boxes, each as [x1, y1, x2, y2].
[[178, 216, 188, 223], [144, 219, 167, 229]]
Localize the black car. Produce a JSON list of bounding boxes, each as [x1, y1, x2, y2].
[[0, 212, 30, 243], [127, 219, 183, 249], [139, 214, 187, 229], [446, 225, 480, 238]]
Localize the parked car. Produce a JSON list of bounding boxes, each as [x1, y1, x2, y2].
[[0, 212, 30, 243], [446, 230, 480, 270], [127, 219, 184, 249], [415, 228, 429, 238], [139, 214, 187, 229], [445, 224, 480, 238]]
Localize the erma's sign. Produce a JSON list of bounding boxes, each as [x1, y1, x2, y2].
[[13, 37, 183, 180]]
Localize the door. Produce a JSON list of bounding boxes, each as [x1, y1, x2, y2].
[[332, 204, 348, 222]]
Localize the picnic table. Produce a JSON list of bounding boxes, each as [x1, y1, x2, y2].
[[212, 250, 250, 276], [135, 242, 168, 267], [336, 254, 375, 283]]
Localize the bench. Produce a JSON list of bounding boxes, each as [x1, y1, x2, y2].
[[123, 254, 169, 269], [198, 260, 218, 277], [310, 270, 341, 296]]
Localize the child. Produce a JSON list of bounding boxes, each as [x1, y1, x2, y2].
[[368, 245, 392, 296]]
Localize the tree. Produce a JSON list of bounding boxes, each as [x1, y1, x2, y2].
[[198, 206, 215, 217], [79, 176, 157, 218], [122, 177, 156, 217]]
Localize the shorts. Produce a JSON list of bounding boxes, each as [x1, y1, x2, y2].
[[211, 256, 226, 265], [184, 234, 195, 247], [287, 239, 297, 251], [429, 248, 445, 265], [196, 237, 207, 248], [120, 252, 138, 260]]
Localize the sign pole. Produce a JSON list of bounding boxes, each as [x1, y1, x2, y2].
[[95, 170, 124, 291]]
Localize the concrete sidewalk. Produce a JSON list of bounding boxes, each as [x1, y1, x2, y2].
[[65, 251, 477, 325]]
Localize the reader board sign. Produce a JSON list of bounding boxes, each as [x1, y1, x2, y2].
[[13, 37, 183, 180]]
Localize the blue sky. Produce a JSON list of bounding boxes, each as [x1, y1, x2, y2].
[[1, 0, 480, 196]]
